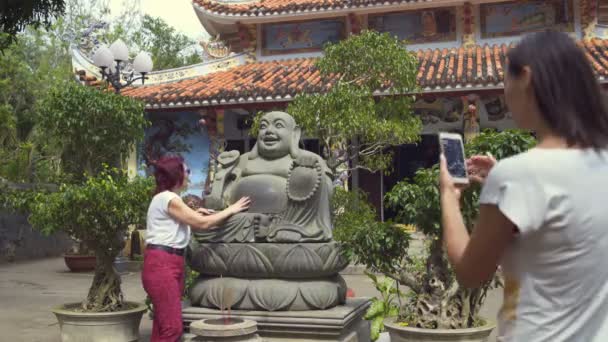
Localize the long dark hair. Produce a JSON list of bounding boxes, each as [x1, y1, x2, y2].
[[507, 30, 608, 149], [151, 155, 186, 195]]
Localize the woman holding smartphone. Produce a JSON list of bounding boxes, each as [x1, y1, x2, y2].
[[142, 155, 250, 342], [439, 31, 608, 341]]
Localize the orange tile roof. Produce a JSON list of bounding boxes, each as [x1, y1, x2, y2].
[[102, 39, 608, 109], [193, 0, 440, 17]]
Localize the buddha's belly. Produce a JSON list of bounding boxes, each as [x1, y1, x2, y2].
[[231, 175, 287, 214]]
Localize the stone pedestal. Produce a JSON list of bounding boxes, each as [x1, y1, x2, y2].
[[182, 298, 371, 342]]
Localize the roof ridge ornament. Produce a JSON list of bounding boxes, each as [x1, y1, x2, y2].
[[200, 34, 232, 60]]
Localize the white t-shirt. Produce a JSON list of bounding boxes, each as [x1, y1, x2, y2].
[[479, 148, 608, 342], [146, 191, 191, 249]]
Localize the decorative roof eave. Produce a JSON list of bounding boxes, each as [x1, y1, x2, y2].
[[141, 78, 608, 110], [71, 47, 249, 87], [192, 0, 466, 24], [140, 84, 499, 110]]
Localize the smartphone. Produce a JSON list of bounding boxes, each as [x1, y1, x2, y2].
[[438, 132, 469, 185]]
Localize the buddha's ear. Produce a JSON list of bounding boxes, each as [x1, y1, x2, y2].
[[290, 125, 302, 159]]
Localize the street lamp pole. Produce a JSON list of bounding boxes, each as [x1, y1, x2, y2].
[[92, 39, 153, 94]]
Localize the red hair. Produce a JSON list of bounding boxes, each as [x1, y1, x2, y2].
[[151, 155, 186, 195]]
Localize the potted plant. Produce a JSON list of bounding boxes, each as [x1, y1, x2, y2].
[[29, 168, 154, 341], [335, 130, 536, 342], [62, 240, 96, 272], [384, 129, 536, 341], [29, 81, 150, 341]]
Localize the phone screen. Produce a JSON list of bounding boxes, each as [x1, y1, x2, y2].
[[440, 136, 467, 179]]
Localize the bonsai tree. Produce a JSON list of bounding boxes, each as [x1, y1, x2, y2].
[[380, 129, 536, 329], [29, 168, 154, 312]]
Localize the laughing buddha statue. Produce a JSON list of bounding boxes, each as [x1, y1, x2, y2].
[[198, 111, 333, 243]]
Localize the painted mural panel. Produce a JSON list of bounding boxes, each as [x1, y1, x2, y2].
[[138, 113, 210, 197], [480, 0, 574, 39], [368, 8, 457, 44], [413, 97, 462, 125], [262, 19, 345, 55]]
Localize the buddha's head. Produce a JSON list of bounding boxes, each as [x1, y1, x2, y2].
[[250, 111, 301, 160]]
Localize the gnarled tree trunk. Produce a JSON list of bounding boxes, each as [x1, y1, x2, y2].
[[83, 249, 123, 312], [403, 238, 492, 329]]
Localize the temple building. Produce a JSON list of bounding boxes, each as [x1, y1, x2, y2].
[[73, 0, 608, 215]]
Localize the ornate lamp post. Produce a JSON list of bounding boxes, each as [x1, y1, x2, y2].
[[92, 39, 153, 94]]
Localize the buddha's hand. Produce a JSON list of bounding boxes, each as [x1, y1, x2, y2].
[[295, 153, 320, 168], [217, 150, 240, 167]]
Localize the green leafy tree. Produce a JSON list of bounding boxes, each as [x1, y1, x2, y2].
[[381, 130, 536, 329], [0, 0, 66, 49], [29, 169, 154, 312], [37, 81, 148, 180], [130, 14, 201, 70], [0, 0, 199, 183], [0, 27, 71, 182], [332, 187, 410, 275], [261, 30, 422, 175]]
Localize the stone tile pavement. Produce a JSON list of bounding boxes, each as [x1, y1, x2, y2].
[[0, 258, 501, 341]]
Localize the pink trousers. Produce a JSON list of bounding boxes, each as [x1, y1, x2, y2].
[[142, 248, 185, 342]]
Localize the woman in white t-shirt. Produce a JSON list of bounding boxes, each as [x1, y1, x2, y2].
[[142, 155, 250, 342], [439, 31, 608, 341]]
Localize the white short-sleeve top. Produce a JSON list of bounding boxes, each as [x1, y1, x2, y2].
[[145, 191, 191, 249], [479, 148, 608, 342]]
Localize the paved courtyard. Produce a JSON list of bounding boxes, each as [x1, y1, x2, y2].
[[0, 258, 501, 341]]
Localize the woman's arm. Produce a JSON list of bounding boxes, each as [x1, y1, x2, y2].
[[168, 196, 250, 230], [439, 154, 515, 288], [441, 192, 514, 288]]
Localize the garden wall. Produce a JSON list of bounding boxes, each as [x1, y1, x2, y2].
[[0, 181, 72, 263], [0, 211, 73, 263]]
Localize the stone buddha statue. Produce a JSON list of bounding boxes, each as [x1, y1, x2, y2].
[[198, 111, 333, 243]]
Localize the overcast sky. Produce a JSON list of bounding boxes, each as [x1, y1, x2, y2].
[[108, 0, 208, 40]]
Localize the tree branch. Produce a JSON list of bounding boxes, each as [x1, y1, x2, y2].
[[444, 279, 460, 302], [386, 271, 422, 294]]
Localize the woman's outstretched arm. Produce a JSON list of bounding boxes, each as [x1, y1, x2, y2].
[[168, 196, 251, 230]]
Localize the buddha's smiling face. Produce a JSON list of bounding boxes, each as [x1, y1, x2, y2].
[[257, 112, 295, 159]]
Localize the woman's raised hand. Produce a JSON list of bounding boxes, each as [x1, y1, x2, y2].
[[227, 197, 251, 215], [466, 154, 497, 185]]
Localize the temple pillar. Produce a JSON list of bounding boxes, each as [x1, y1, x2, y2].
[[581, 0, 598, 39], [348, 13, 362, 35], [462, 94, 480, 143], [462, 2, 476, 48]]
